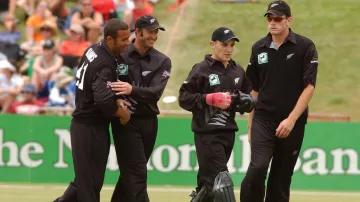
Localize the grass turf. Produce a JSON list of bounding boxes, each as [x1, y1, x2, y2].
[[0, 183, 359, 202], [8, 0, 360, 120]]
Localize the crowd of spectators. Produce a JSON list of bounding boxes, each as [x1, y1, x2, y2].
[[0, 0, 158, 115]]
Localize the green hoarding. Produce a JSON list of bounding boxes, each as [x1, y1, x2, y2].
[[0, 115, 359, 191]]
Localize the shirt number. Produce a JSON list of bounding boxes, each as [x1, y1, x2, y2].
[[76, 62, 88, 90]]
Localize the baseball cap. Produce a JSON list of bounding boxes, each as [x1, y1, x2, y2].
[[43, 40, 55, 49], [0, 53, 8, 61], [69, 24, 85, 35], [132, 15, 165, 32], [211, 27, 239, 43], [21, 83, 37, 94], [264, 1, 291, 17]]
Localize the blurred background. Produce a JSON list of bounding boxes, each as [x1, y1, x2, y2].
[[0, 0, 360, 201]]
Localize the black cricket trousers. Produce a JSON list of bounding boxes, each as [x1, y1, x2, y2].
[[54, 120, 111, 202], [240, 119, 305, 202], [195, 131, 235, 194], [111, 115, 158, 202]]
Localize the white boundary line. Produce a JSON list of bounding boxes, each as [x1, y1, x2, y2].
[[0, 184, 360, 197]]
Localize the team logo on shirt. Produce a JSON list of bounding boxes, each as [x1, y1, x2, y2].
[[117, 64, 128, 75], [209, 74, 220, 86], [258, 52, 268, 64], [234, 77, 239, 85]]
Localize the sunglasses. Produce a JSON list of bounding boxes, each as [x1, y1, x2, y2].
[[21, 91, 35, 94], [40, 28, 51, 32], [266, 16, 286, 23]]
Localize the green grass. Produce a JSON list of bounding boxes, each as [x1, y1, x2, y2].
[[151, 0, 360, 121], [0, 184, 359, 202], [7, 0, 360, 121]]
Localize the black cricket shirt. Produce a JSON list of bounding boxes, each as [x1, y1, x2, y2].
[[72, 41, 122, 124], [179, 55, 252, 133], [0, 1, 9, 12], [117, 43, 172, 116], [246, 29, 318, 124]]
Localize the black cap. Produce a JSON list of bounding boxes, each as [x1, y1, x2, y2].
[[211, 27, 239, 43], [264, 1, 291, 17], [43, 40, 55, 49], [132, 15, 165, 32]]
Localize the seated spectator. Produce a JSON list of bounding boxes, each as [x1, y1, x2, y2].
[[124, 0, 153, 31], [59, 24, 91, 68], [113, 0, 134, 21], [25, 0, 69, 31], [0, 59, 24, 113], [1, 0, 17, 32], [20, 20, 60, 79], [19, 20, 60, 78], [8, 83, 44, 115], [23, 0, 55, 48], [25, 20, 61, 54], [31, 40, 63, 92], [63, 6, 80, 37], [71, 0, 103, 44], [49, 71, 75, 115]]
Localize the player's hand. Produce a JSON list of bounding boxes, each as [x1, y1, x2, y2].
[[276, 117, 295, 138], [116, 99, 132, 108], [205, 92, 231, 109], [116, 99, 131, 125], [111, 81, 133, 95], [119, 109, 130, 125]]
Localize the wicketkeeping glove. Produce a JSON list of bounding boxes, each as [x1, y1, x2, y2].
[[231, 90, 257, 115], [205, 92, 232, 109]]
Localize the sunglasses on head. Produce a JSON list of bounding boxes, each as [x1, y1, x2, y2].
[[266, 16, 286, 23]]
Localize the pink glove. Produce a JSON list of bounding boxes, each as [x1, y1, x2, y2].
[[206, 92, 231, 109]]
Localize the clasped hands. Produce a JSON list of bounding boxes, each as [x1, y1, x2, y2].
[[112, 81, 133, 125], [115, 99, 131, 125]]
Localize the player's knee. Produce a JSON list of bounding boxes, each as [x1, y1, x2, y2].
[[248, 161, 270, 177], [128, 162, 147, 180], [242, 166, 268, 188]]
